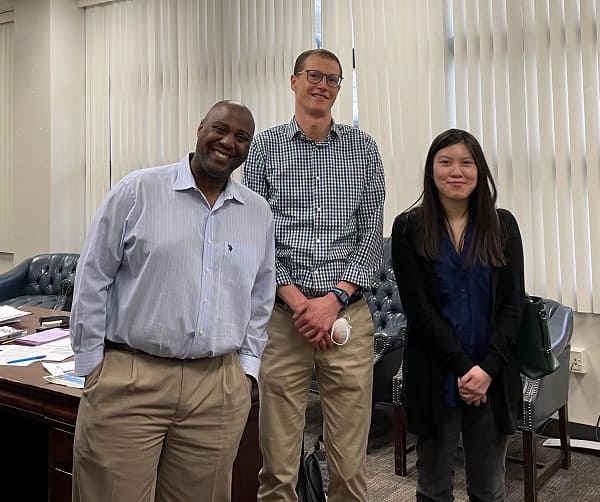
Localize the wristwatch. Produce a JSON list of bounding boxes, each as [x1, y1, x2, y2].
[[330, 287, 351, 308]]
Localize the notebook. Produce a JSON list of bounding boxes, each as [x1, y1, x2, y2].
[[14, 328, 70, 346]]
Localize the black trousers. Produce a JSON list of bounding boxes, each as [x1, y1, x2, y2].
[[415, 402, 509, 502]]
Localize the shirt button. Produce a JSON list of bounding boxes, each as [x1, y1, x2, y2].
[[316, 238, 321, 244], [315, 176, 320, 181], [204, 299, 208, 304], [208, 239, 212, 244], [316, 207, 321, 212]]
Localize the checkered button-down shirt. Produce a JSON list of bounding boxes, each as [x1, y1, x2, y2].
[[243, 117, 385, 296]]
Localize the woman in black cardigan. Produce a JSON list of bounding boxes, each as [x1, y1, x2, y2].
[[391, 129, 525, 502]]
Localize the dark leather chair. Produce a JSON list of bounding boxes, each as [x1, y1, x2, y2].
[[0, 253, 79, 311], [511, 299, 573, 502], [365, 238, 407, 405], [363, 238, 412, 471]]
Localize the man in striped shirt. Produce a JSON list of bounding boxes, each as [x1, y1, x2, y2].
[[243, 49, 385, 502], [70, 101, 275, 502]]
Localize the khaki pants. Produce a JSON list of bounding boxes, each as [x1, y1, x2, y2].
[[257, 300, 373, 502], [72, 349, 251, 502]]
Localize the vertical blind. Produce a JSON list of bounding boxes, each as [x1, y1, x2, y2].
[[0, 18, 13, 253], [321, 0, 600, 313], [84, 0, 313, 226], [319, 1, 354, 126], [84, 0, 600, 313]]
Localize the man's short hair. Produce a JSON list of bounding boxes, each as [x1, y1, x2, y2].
[[293, 49, 343, 78]]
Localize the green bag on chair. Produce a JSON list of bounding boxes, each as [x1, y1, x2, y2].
[[517, 296, 560, 380]]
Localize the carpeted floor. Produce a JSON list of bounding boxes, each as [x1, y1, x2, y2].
[[304, 394, 600, 501]]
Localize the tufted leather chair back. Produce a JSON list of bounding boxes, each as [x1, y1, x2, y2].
[[0, 253, 79, 310], [365, 238, 407, 363], [24, 254, 79, 296]]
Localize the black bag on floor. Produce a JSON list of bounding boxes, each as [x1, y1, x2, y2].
[[296, 434, 329, 502]]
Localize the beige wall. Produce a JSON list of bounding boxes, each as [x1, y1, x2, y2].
[[569, 312, 600, 428], [8, 0, 85, 267], [0, 0, 599, 432], [0, 253, 12, 272]]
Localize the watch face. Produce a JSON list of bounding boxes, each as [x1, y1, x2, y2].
[[332, 287, 350, 306]]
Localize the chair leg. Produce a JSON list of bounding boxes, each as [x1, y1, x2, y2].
[[393, 404, 408, 476], [522, 429, 538, 502], [518, 405, 570, 502], [558, 404, 571, 470]]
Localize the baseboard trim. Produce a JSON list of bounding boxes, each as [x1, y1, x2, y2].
[[539, 418, 599, 443], [543, 437, 600, 451]]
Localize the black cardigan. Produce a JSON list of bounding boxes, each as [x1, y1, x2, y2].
[[391, 207, 525, 436]]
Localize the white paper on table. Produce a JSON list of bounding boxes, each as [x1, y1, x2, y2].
[[0, 336, 74, 364], [0, 345, 50, 365], [32, 336, 74, 362], [0, 305, 32, 324], [42, 360, 75, 376]]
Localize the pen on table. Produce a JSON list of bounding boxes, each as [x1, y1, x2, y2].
[[6, 355, 47, 365]]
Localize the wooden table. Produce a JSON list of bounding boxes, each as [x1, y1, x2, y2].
[[0, 307, 261, 502]]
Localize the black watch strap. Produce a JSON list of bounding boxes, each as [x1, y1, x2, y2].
[[330, 287, 350, 307]]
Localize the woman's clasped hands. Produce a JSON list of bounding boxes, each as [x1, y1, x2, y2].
[[457, 365, 492, 406]]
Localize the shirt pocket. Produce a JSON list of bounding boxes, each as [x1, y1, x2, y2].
[[219, 242, 262, 290]]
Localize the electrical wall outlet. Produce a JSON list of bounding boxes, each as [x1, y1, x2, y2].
[[570, 346, 587, 374]]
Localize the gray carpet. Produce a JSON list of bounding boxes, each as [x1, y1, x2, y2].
[[304, 394, 600, 501]]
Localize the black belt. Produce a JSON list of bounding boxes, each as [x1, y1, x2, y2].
[[105, 339, 152, 356], [275, 292, 363, 306]]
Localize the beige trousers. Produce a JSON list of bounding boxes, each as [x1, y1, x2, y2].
[[257, 300, 374, 502], [72, 348, 251, 502]]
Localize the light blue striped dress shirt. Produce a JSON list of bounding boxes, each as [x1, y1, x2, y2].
[[70, 155, 276, 380]]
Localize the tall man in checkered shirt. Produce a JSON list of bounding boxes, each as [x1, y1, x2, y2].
[[243, 48, 386, 502]]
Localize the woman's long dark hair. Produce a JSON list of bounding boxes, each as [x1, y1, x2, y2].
[[415, 128, 506, 267]]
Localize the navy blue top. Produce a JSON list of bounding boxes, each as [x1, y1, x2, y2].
[[436, 224, 491, 406]]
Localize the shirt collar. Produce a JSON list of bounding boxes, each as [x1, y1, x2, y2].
[[173, 154, 197, 191], [285, 116, 342, 141], [173, 154, 246, 204]]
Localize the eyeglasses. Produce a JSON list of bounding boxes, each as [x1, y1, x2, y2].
[[296, 69, 343, 88]]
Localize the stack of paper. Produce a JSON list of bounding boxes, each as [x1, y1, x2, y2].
[[0, 325, 26, 342], [0, 305, 32, 324], [42, 360, 84, 389], [14, 328, 70, 346]]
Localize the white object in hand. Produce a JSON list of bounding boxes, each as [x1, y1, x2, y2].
[[330, 316, 352, 346]]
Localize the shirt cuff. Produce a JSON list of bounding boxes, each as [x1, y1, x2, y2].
[[341, 262, 373, 290], [73, 346, 104, 377], [239, 352, 261, 382]]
